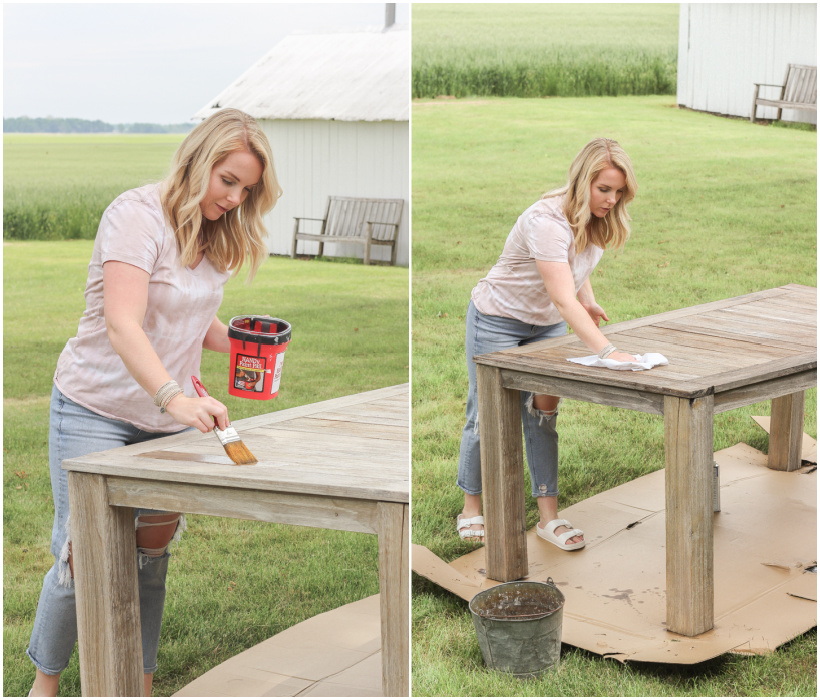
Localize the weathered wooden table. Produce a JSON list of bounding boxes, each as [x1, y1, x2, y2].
[[64, 384, 409, 697], [474, 285, 816, 637]]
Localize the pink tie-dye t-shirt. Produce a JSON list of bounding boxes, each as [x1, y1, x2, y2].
[[54, 184, 231, 432], [471, 196, 604, 326]]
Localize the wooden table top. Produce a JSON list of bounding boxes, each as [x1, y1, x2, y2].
[[474, 285, 816, 399], [62, 384, 409, 504]]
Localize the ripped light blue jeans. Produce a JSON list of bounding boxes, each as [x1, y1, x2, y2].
[[457, 300, 567, 498], [27, 386, 188, 676]]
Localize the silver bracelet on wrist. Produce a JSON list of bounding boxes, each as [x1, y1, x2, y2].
[[153, 380, 177, 406], [154, 380, 183, 413], [598, 343, 617, 360]]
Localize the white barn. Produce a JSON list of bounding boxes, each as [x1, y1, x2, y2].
[[194, 24, 410, 265], [677, 3, 817, 124]]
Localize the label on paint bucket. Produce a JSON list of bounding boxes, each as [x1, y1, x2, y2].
[[270, 352, 285, 395], [234, 354, 266, 393]]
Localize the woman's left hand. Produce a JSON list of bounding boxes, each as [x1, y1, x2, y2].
[[580, 300, 610, 327]]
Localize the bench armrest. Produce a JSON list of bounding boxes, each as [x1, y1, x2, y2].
[[753, 82, 784, 88], [365, 221, 400, 242], [293, 216, 327, 222]]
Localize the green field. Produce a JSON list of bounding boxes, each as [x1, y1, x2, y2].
[[411, 95, 816, 696], [3, 134, 184, 240], [412, 4, 679, 98]]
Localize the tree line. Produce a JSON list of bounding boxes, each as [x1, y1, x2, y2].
[[4, 116, 194, 133]]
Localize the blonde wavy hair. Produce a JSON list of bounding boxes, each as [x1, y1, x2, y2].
[[542, 138, 637, 255], [161, 108, 282, 280]]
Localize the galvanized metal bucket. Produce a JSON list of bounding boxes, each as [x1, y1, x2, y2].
[[469, 579, 565, 678]]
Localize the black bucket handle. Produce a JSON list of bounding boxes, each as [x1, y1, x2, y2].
[[228, 315, 291, 346]]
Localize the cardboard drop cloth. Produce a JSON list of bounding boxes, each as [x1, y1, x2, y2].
[[173, 594, 382, 697], [413, 433, 817, 664]]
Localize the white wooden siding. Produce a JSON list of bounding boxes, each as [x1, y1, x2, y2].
[[677, 3, 816, 123], [261, 119, 409, 265]]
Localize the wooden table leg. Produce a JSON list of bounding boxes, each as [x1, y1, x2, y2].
[[477, 364, 528, 583], [378, 501, 409, 697], [663, 395, 715, 637], [68, 471, 144, 697], [768, 391, 805, 471]]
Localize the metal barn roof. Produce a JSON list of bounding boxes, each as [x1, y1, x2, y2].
[[193, 25, 409, 123]]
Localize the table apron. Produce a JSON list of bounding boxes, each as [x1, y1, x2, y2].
[[105, 476, 381, 535], [500, 368, 817, 417], [714, 369, 817, 413], [500, 369, 665, 415]]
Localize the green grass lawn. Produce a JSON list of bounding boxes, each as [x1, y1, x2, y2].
[[3, 134, 184, 240], [412, 3, 679, 98], [3, 245, 408, 697], [411, 95, 816, 696]]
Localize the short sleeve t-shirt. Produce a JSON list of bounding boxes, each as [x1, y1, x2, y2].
[[471, 196, 604, 326], [54, 183, 232, 432]]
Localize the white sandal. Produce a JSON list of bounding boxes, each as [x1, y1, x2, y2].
[[536, 518, 585, 551], [457, 514, 485, 541]]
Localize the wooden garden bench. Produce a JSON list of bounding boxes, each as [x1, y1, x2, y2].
[[751, 63, 817, 123], [291, 196, 404, 265]]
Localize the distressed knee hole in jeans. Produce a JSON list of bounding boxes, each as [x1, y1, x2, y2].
[[57, 519, 73, 588], [525, 394, 562, 424], [136, 514, 186, 569], [56, 513, 187, 585]]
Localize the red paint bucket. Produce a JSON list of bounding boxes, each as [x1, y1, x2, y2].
[[227, 315, 291, 400]]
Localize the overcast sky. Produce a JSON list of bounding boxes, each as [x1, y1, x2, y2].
[[3, 2, 410, 124]]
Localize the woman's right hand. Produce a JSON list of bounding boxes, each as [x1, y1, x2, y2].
[[607, 351, 637, 362], [164, 394, 230, 433]]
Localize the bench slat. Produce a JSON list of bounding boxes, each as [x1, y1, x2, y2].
[[294, 233, 379, 245], [372, 200, 387, 240], [755, 99, 817, 111]]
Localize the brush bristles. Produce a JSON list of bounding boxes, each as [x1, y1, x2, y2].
[[223, 439, 258, 465]]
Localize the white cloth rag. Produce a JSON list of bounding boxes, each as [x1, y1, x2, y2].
[[568, 352, 669, 372]]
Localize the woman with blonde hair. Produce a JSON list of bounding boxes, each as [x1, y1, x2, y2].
[[456, 137, 637, 550], [27, 108, 281, 697]]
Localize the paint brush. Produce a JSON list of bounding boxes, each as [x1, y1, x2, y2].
[[191, 376, 258, 465]]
